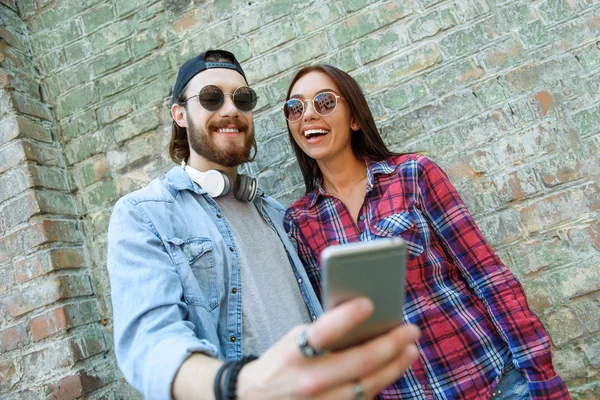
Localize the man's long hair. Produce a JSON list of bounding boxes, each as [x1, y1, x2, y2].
[[285, 65, 399, 193], [168, 51, 257, 164]]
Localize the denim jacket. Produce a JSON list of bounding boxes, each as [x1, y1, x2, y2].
[[107, 166, 323, 400]]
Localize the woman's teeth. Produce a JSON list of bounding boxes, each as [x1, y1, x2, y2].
[[304, 129, 329, 139]]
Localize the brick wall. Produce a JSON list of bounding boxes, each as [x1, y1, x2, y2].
[[0, 0, 598, 398]]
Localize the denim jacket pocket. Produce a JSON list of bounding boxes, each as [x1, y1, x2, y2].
[[166, 237, 221, 311], [371, 212, 424, 258]]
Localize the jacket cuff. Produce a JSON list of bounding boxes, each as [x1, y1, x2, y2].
[[145, 336, 219, 400]]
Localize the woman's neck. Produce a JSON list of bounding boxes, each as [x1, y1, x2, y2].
[[318, 152, 367, 197]]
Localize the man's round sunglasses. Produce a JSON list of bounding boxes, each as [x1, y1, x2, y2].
[[184, 85, 258, 112], [282, 92, 344, 122]]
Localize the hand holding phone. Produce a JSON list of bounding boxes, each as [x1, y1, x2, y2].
[[321, 237, 407, 351]]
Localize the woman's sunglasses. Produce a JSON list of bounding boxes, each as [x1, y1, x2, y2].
[[282, 92, 344, 122], [184, 85, 258, 112]]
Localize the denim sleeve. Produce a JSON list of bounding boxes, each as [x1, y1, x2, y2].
[[107, 197, 218, 400]]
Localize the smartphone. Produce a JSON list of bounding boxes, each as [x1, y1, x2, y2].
[[321, 237, 406, 351]]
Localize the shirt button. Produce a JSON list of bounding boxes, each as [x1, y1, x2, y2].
[[312, 315, 317, 320], [230, 336, 236, 342], [359, 215, 365, 221], [231, 288, 237, 294], [297, 278, 302, 284], [229, 247, 234, 252], [216, 213, 221, 218], [387, 227, 394, 233]]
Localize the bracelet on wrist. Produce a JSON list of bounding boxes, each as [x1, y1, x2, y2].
[[222, 355, 258, 400]]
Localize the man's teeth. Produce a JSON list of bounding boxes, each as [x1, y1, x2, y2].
[[304, 129, 329, 137], [217, 128, 240, 133]]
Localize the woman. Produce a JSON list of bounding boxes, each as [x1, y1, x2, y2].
[[282, 65, 570, 400]]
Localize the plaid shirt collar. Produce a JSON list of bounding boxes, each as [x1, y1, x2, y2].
[[308, 158, 397, 208]]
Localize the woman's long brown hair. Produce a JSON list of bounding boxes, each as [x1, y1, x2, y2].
[[285, 64, 399, 193]]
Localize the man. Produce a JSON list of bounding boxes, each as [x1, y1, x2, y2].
[[107, 50, 420, 400]]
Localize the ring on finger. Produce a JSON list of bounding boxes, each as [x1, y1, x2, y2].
[[296, 326, 324, 358], [353, 381, 366, 400]]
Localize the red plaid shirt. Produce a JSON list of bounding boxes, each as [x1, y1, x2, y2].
[[284, 154, 570, 399]]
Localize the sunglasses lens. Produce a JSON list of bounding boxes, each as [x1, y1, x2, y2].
[[233, 87, 258, 112], [284, 99, 304, 121], [314, 92, 337, 116], [198, 85, 224, 111]]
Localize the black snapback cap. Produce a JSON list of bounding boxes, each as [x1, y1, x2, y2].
[[171, 49, 248, 104]]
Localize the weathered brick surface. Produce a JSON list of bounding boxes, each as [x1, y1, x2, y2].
[[0, 0, 598, 397]]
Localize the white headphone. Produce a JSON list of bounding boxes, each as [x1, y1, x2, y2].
[[181, 161, 257, 202]]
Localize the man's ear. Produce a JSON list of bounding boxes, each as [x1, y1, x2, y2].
[[171, 103, 188, 128]]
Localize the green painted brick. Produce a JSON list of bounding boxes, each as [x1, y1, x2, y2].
[[571, 104, 600, 138], [63, 40, 91, 66], [55, 64, 92, 97], [472, 78, 508, 108], [421, 0, 443, 8], [409, 7, 457, 41], [439, 24, 490, 58], [251, 19, 295, 54], [131, 30, 160, 58], [65, 132, 105, 165], [97, 98, 134, 126], [91, 44, 131, 76], [98, 55, 170, 99], [76, 156, 109, 188], [296, 1, 343, 35], [234, 0, 312, 34], [60, 112, 98, 141], [82, 4, 114, 33], [109, 107, 160, 144], [130, 77, 171, 108], [115, 0, 139, 16], [36, 50, 66, 76], [479, 37, 528, 73], [223, 40, 252, 63], [428, 59, 484, 95], [379, 1, 414, 25], [573, 42, 600, 71], [244, 35, 327, 84], [9, 74, 40, 100], [339, 0, 378, 13], [537, 0, 577, 23], [31, 19, 82, 54], [356, 28, 410, 65], [323, 48, 360, 73], [417, 90, 481, 130], [455, 0, 491, 23], [355, 43, 443, 92], [36, 190, 78, 216], [29, 164, 69, 191], [517, 20, 549, 49], [495, 3, 535, 31], [11, 93, 52, 120], [56, 83, 96, 119], [82, 179, 117, 211], [89, 22, 134, 55], [331, 8, 390, 47], [380, 80, 430, 111]]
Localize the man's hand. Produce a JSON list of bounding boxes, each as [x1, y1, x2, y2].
[[237, 297, 420, 399]]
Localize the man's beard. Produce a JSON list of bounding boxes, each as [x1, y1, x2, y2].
[[187, 117, 255, 168]]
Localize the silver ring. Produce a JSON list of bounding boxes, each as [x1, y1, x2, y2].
[[296, 327, 324, 358], [353, 382, 366, 400]]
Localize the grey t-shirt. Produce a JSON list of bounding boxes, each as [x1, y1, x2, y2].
[[215, 195, 313, 356]]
